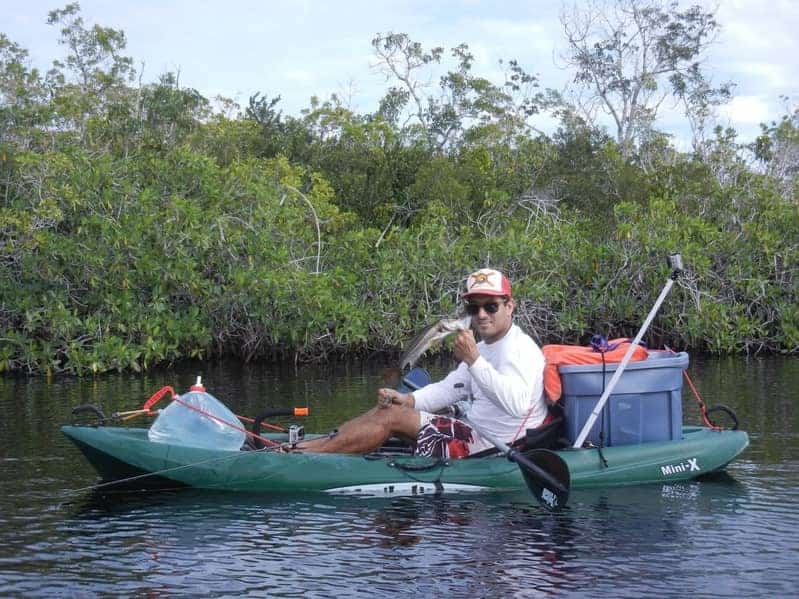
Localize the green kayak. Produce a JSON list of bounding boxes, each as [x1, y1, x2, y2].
[[61, 424, 749, 497]]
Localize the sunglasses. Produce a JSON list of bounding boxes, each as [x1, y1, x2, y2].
[[464, 300, 505, 315]]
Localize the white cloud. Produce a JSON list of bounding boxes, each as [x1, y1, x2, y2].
[[712, 0, 799, 97], [719, 96, 772, 126], [730, 62, 792, 89], [282, 68, 315, 85]]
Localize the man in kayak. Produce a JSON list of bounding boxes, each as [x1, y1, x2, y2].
[[293, 268, 547, 458]]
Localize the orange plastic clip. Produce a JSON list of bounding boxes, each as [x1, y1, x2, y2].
[[294, 407, 309, 417]]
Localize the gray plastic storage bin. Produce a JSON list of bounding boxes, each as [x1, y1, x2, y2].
[[560, 351, 688, 446]]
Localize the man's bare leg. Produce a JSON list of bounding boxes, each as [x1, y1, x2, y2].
[[294, 405, 421, 454]]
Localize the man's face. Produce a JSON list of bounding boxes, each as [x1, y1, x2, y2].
[[464, 294, 514, 343]]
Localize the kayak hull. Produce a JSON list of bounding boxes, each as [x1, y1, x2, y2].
[[62, 425, 749, 496]]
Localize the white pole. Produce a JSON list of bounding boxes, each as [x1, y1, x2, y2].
[[572, 258, 682, 448]]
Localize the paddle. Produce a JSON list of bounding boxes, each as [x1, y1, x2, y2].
[[572, 253, 684, 448], [462, 415, 570, 511], [398, 365, 568, 509]]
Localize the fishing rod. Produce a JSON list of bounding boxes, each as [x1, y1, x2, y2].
[[76, 405, 298, 432], [141, 379, 308, 448], [74, 381, 310, 449], [66, 381, 314, 496]]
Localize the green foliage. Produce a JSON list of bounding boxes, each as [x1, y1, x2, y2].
[[370, 33, 544, 151], [753, 102, 799, 197], [0, 4, 796, 375], [561, 0, 731, 154]]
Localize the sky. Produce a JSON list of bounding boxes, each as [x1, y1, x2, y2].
[[2, 0, 798, 145]]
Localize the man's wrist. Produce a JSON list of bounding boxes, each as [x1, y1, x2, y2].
[[467, 354, 485, 369]]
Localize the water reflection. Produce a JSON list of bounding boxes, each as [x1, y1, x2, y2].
[[55, 486, 588, 595]]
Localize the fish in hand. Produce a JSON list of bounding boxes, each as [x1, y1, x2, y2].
[[399, 315, 472, 370]]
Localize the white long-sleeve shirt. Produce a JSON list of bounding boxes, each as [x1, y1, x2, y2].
[[412, 324, 547, 445]]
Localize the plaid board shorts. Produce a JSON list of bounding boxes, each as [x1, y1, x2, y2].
[[415, 413, 494, 459]]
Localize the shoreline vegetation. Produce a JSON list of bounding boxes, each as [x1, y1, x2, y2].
[[1, 3, 797, 376]]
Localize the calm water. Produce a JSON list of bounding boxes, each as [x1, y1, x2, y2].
[[0, 355, 797, 598]]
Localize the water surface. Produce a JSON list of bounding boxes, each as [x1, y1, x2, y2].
[[0, 356, 797, 597]]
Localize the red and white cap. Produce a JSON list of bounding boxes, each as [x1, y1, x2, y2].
[[462, 268, 512, 298]]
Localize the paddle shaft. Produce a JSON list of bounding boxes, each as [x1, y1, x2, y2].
[[572, 260, 682, 448], [469, 421, 567, 492], [461, 415, 569, 511]]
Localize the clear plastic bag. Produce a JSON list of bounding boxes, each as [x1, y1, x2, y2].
[[148, 390, 246, 451]]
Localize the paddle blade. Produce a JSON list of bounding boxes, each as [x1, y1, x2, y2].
[[509, 448, 570, 511]]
